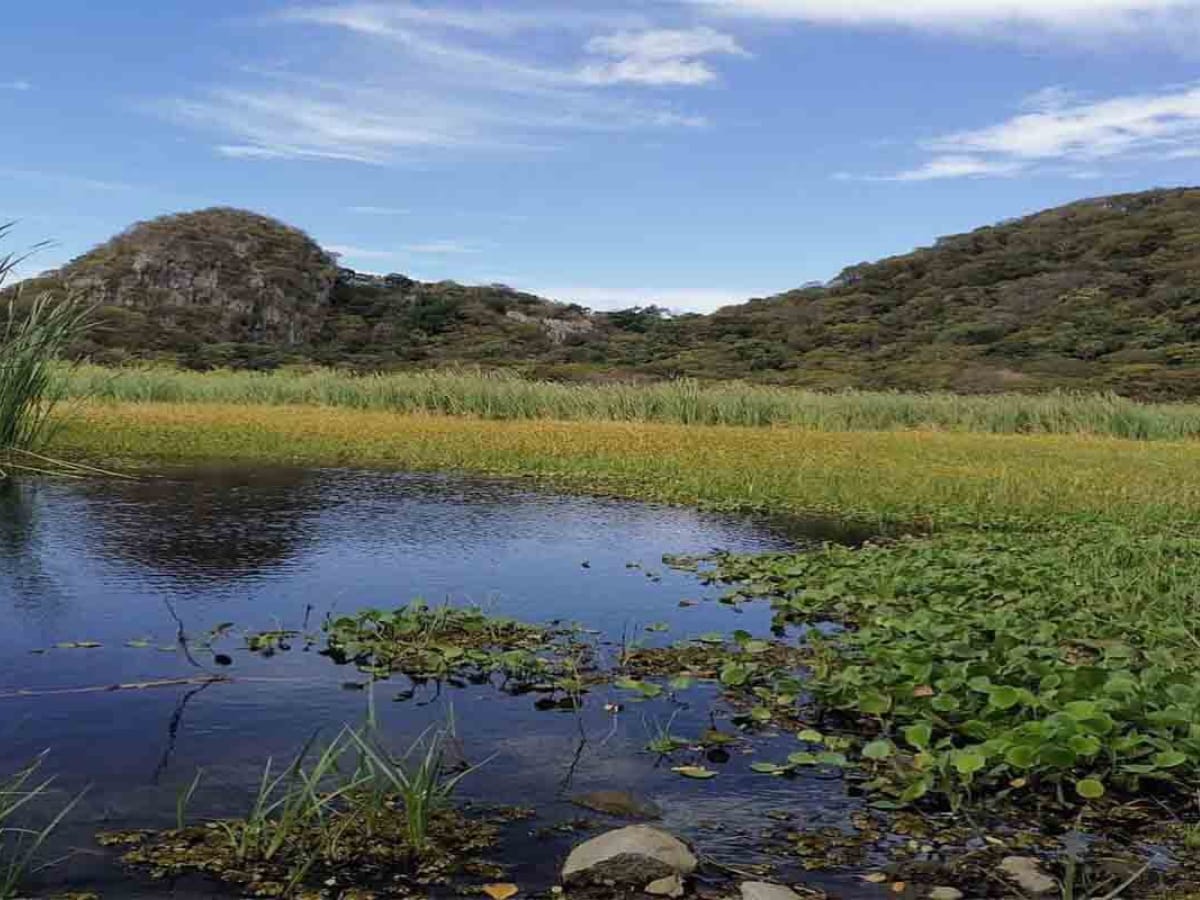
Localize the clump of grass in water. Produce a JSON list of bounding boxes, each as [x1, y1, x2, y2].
[[108, 722, 495, 898], [0, 226, 92, 474], [0, 752, 86, 899]]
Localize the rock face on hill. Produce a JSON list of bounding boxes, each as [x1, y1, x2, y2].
[[50, 208, 339, 349]]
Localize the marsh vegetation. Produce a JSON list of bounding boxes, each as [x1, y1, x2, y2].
[[7, 354, 1200, 896], [64, 364, 1200, 439]]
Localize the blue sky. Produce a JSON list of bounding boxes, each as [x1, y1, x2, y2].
[[3, 1, 1200, 311]]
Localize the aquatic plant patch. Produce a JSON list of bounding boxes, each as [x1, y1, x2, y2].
[[322, 601, 596, 694], [704, 527, 1200, 810], [620, 631, 810, 728]]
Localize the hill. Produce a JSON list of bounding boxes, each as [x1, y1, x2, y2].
[[16, 208, 603, 372], [14, 189, 1200, 398], [635, 187, 1200, 398]]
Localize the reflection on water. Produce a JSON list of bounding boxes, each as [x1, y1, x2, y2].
[[0, 468, 868, 898]]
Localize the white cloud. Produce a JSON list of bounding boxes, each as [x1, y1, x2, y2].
[[931, 84, 1200, 160], [877, 154, 1025, 181], [171, 4, 721, 163], [0, 80, 31, 91], [326, 244, 397, 260], [403, 240, 478, 254], [0, 166, 130, 192], [283, 4, 647, 37], [579, 27, 747, 86], [347, 205, 410, 215], [326, 240, 479, 260], [861, 82, 1200, 180], [688, 0, 1200, 37], [535, 285, 761, 313]]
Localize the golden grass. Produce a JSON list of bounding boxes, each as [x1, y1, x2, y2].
[[49, 401, 1200, 529]]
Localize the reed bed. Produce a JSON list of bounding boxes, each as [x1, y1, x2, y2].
[[62, 365, 1200, 441], [50, 402, 1200, 529]]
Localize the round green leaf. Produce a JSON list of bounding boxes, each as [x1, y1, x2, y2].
[[863, 740, 895, 761], [952, 750, 986, 776], [1153, 750, 1188, 769], [903, 723, 933, 750], [1039, 745, 1078, 769], [1076, 778, 1106, 800], [858, 692, 892, 716], [987, 686, 1023, 710]]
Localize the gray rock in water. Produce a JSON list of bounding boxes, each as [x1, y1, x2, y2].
[[928, 888, 964, 900], [562, 826, 697, 887], [741, 883, 802, 900], [646, 874, 686, 897], [999, 856, 1057, 896], [571, 790, 663, 820]]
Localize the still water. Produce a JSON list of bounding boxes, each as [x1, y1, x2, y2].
[[0, 468, 869, 897]]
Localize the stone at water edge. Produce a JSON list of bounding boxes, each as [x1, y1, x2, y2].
[[928, 888, 964, 900], [562, 825, 697, 887], [646, 874, 686, 897], [740, 882, 802, 900], [570, 790, 663, 820], [998, 856, 1057, 896]]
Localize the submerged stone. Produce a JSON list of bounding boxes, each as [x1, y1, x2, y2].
[[740, 883, 802, 900], [998, 856, 1056, 896], [570, 790, 663, 820], [562, 826, 697, 887], [646, 873, 686, 897]]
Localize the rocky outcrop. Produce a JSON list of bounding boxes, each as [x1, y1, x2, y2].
[[52, 208, 338, 346], [505, 308, 596, 344]]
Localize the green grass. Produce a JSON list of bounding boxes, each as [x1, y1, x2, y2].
[[0, 754, 85, 899], [61, 364, 1200, 440]]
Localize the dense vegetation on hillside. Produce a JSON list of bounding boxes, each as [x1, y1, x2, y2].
[[653, 188, 1200, 397], [14, 188, 1200, 398]]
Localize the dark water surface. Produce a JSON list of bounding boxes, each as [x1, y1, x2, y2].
[[0, 468, 871, 897]]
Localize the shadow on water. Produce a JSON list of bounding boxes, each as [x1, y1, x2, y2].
[[0, 467, 878, 898]]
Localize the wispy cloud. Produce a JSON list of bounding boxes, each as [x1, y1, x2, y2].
[[347, 205, 411, 215], [0, 80, 31, 91], [326, 244, 397, 260], [688, 0, 1200, 41], [579, 27, 748, 86], [326, 240, 480, 260], [855, 155, 1024, 182], [535, 284, 760, 313], [403, 240, 478, 254], [855, 82, 1200, 180], [0, 166, 130, 192], [169, 4, 723, 163]]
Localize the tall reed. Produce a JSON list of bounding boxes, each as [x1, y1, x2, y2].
[[0, 228, 92, 458], [63, 364, 1200, 441]]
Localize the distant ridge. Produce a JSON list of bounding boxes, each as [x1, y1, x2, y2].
[[16, 188, 1200, 398]]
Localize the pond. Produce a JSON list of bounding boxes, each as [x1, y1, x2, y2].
[[0, 467, 877, 898]]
